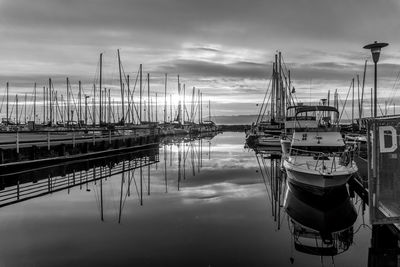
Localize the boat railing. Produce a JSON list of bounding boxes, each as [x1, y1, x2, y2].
[[290, 147, 355, 171]]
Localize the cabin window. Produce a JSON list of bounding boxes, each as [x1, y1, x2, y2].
[[291, 146, 344, 155]]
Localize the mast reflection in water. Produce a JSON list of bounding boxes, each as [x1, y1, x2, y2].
[[252, 143, 370, 266], [0, 133, 376, 266]]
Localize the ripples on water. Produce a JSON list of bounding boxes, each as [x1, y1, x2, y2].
[[0, 132, 375, 266]]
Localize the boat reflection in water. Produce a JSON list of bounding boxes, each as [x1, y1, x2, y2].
[[284, 182, 357, 259]]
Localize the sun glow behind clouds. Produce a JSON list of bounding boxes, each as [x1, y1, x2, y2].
[[1, 0, 400, 116]]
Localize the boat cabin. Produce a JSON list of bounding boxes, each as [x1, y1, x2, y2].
[[285, 105, 339, 131]]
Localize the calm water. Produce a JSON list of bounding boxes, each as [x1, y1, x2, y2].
[[0, 132, 373, 266]]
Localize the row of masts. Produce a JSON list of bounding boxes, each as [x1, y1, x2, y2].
[[261, 52, 396, 129], [0, 51, 213, 128], [257, 51, 296, 125]]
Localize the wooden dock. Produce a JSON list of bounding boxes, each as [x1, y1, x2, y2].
[[0, 146, 159, 208], [0, 125, 160, 165]]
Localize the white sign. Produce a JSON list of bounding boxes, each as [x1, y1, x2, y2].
[[379, 126, 398, 153]]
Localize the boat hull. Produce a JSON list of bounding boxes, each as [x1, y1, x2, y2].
[[283, 160, 357, 190]]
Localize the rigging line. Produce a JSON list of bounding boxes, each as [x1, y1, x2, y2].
[[0, 91, 6, 113], [387, 70, 400, 107], [78, 84, 94, 122], [131, 169, 141, 204], [255, 153, 273, 202], [92, 56, 101, 87], [121, 168, 136, 210], [27, 87, 36, 121], [378, 103, 385, 117], [256, 73, 273, 123], [338, 80, 353, 123], [91, 173, 102, 216], [261, 155, 275, 214], [260, 86, 273, 122], [129, 68, 141, 122], [54, 93, 64, 122], [68, 82, 80, 121]]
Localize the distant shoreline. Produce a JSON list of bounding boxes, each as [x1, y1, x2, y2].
[[219, 124, 250, 132]]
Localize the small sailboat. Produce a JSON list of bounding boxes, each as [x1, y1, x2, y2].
[[282, 105, 358, 191]]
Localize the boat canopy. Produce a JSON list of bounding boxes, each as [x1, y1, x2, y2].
[[286, 105, 339, 117]]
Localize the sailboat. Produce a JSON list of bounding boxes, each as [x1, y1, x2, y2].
[[246, 52, 287, 148], [282, 105, 358, 191]]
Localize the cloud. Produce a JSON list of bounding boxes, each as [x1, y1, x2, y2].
[[160, 59, 268, 79], [1, 0, 400, 115]]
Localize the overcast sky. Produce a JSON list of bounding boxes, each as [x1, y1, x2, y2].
[[1, 0, 400, 118]]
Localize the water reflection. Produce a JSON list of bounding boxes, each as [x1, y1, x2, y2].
[[285, 183, 356, 259], [254, 149, 286, 230], [0, 132, 375, 266], [0, 133, 218, 222], [251, 145, 368, 266]]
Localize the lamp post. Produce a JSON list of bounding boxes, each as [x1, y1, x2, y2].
[[363, 41, 388, 118], [363, 41, 388, 220]]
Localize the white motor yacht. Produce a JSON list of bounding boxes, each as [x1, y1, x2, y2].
[[282, 105, 358, 190]]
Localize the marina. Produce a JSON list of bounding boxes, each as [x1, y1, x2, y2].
[[2, 1, 400, 266], [0, 132, 396, 266]]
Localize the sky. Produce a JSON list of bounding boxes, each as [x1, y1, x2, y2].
[[1, 0, 400, 119]]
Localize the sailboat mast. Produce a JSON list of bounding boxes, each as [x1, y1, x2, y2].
[[24, 93, 27, 124], [271, 62, 275, 121], [6, 82, 9, 124], [148, 73, 151, 122], [183, 84, 186, 124], [279, 52, 284, 121], [177, 75, 181, 124], [360, 60, 367, 119], [170, 94, 172, 122], [164, 74, 167, 123], [156, 93, 158, 123], [85, 95, 88, 125], [16, 94, 18, 125], [139, 64, 142, 123], [48, 79, 52, 125], [99, 53, 103, 126], [79, 81, 82, 125], [209, 100, 211, 121], [200, 92, 203, 124], [352, 77, 354, 126], [93, 84, 96, 126], [191, 87, 195, 122], [127, 75, 131, 124], [108, 89, 111, 124], [66, 77, 70, 124], [118, 49, 124, 124], [43, 86, 45, 124], [33, 82, 36, 126], [198, 89, 200, 124]]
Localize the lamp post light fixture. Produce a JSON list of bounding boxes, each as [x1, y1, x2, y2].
[[363, 41, 388, 118]]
